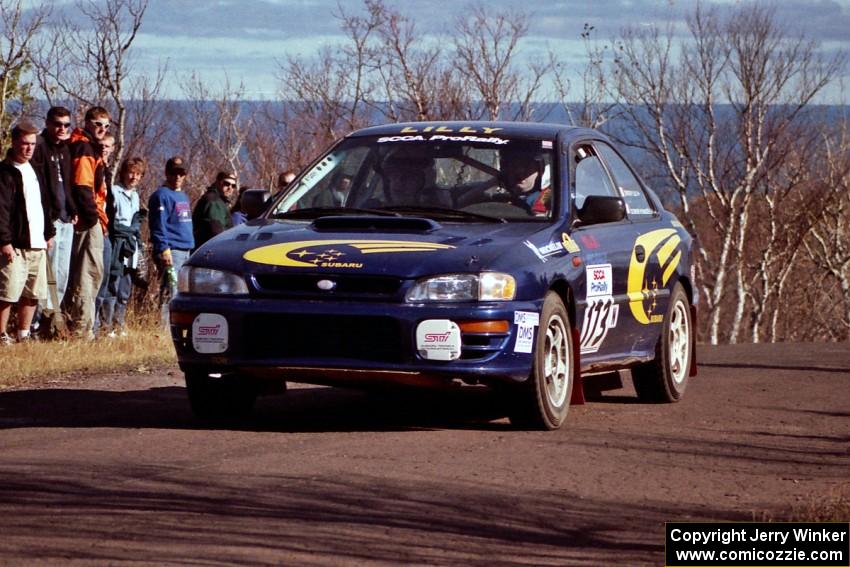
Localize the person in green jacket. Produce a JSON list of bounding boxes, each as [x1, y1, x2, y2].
[[192, 170, 236, 248]]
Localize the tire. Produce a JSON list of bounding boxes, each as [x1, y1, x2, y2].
[[509, 292, 574, 430], [632, 283, 692, 403], [185, 371, 258, 422]]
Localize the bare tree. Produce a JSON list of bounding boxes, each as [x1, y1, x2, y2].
[[0, 0, 49, 150], [178, 74, 249, 200], [610, 3, 844, 344], [452, 5, 549, 120], [33, 0, 147, 177]]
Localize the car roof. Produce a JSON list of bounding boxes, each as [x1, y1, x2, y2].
[[349, 121, 605, 144]]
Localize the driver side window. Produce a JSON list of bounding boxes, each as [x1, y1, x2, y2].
[[574, 144, 616, 210]]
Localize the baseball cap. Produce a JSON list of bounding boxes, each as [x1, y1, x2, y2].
[[165, 156, 189, 175]]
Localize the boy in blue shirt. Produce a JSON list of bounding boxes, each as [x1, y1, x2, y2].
[[148, 156, 193, 327]]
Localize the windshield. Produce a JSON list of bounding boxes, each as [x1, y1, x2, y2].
[[272, 135, 556, 222]]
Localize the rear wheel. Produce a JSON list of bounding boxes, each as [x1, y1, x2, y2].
[[632, 283, 692, 402], [509, 292, 574, 430], [185, 371, 258, 422]]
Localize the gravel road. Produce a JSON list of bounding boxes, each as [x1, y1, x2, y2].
[[0, 342, 847, 566]]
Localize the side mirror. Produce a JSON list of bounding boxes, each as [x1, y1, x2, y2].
[[577, 195, 626, 225], [241, 188, 272, 220]]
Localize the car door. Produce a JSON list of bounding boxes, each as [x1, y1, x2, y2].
[[570, 141, 640, 361], [594, 141, 679, 355]]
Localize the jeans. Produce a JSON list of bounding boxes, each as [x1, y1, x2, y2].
[[158, 248, 190, 328], [94, 236, 113, 335], [98, 268, 133, 333], [46, 220, 74, 309]]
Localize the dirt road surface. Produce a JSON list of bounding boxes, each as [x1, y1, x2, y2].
[[0, 343, 848, 566]]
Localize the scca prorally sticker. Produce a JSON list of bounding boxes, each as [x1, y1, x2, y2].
[[416, 319, 461, 361], [514, 311, 540, 354], [192, 313, 228, 354], [377, 135, 509, 145], [586, 263, 613, 297], [580, 296, 619, 354]]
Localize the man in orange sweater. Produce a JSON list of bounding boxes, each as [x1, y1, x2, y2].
[[64, 106, 110, 339]]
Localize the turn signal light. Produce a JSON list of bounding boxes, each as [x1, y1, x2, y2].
[[170, 311, 196, 326], [458, 320, 510, 333]]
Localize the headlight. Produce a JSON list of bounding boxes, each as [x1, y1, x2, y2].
[[178, 266, 249, 295], [406, 273, 516, 302]]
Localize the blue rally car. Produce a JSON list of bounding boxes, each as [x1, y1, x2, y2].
[[170, 121, 697, 430]]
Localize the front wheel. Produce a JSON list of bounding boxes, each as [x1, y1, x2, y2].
[[632, 283, 692, 402], [185, 371, 258, 422], [509, 292, 574, 430]]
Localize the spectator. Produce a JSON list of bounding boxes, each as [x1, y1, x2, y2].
[[0, 121, 56, 344], [192, 170, 235, 248], [276, 170, 295, 194], [98, 157, 145, 338], [29, 106, 76, 320], [65, 106, 110, 340], [148, 156, 193, 327], [93, 133, 118, 337]]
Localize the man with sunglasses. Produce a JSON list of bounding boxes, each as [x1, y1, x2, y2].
[[65, 106, 111, 339], [30, 107, 77, 319], [192, 170, 236, 248]]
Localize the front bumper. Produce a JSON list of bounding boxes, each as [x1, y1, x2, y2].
[[169, 294, 540, 386]]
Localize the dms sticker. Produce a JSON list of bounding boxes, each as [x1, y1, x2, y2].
[[627, 229, 682, 324], [192, 313, 228, 354], [586, 264, 613, 298], [579, 296, 619, 354], [514, 311, 540, 354], [244, 239, 455, 269], [416, 319, 461, 361]]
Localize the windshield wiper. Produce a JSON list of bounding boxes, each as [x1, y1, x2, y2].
[[377, 205, 507, 223], [270, 207, 401, 219]]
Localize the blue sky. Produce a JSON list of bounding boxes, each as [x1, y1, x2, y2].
[[58, 0, 850, 100]]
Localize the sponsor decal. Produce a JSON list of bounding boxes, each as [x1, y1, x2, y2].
[[399, 125, 504, 135], [561, 233, 581, 253], [580, 296, 619, 354], [416, 319, 461, 361], [514, 311, 540, 354], [378, 134, 508, 145], [579, 234, 600, 249], [627, 228, 682, 324], [192, 313, 228, 354], [585, 263, 613, 298], [243, 239, 455, 269], [524, 239, 566, 263]]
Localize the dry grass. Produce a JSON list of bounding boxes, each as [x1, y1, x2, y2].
[[789, 487, 850, 522], [0, 319, 176, 390]]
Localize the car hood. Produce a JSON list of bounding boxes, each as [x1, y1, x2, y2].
[[191, 216, 553, 278]]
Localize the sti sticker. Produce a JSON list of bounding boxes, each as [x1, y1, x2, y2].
[[416, 319, 461, 361], [192, 313, 228, 354], [586, 264, 613, 298]]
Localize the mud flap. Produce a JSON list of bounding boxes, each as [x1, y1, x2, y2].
[[570, 327, 586, 405], [689, 305, 698, 377]]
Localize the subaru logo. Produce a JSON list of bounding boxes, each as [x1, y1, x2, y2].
[[317, 279, 336, 291]]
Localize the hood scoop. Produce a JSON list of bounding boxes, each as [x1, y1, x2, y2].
[[312, 215, 440, 233]]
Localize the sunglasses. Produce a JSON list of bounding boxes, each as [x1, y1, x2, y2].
[[51, 120, 72, 129], [91, 120, 110, 129], [221, 181, 237, 188]]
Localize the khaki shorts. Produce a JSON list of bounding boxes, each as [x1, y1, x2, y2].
[[0, 248, 47, 302]]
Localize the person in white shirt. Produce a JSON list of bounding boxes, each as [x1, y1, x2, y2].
[[0, 121, 56, 344]]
